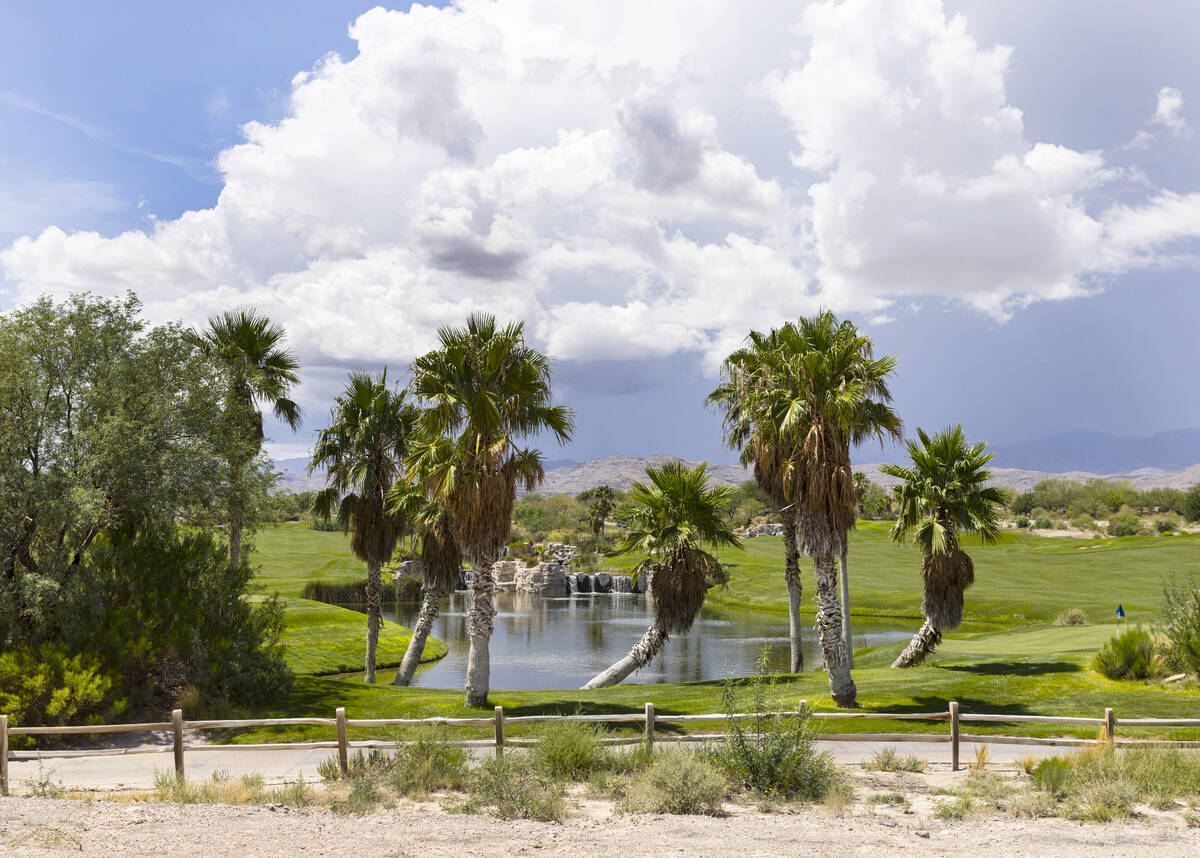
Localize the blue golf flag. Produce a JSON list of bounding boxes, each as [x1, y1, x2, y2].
[[1116, 604, 1125, 619]]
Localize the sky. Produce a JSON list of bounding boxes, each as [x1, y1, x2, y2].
[[2, 0, 1198, 464]]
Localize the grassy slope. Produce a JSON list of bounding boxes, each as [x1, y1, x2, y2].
[[251, 523, 445, 675], [221, 521, 1200, 743]]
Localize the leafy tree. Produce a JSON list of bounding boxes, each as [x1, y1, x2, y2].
[[407, 314, 573, 706], [1107, 509, 1143, 537], [578, 485, 616, 551], [882, 425, 1004, 667], [1184, 484, 1200, 523], [582, 462, 740, 688], [309, 370, 419, 683], [191, 310, 301, 568]]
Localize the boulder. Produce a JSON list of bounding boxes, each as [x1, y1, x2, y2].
[[515, 561, 569, 596], [593, 572, 612, 593]]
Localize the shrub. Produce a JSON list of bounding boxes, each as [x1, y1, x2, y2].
[[0, 644, 121, 748], [1069, 514, 1094, 530], [1014, 516, 1030, 529], [932, 796, 972, 820], [1008, 791, 1057, 818], [1092, 627, 1156, 681], [861, 746, 926, 773], [468, 757, 566, 822], [1155, 516, 1180, 534], [709, 648, 842, 800], [388, 733, 469, 796], [618, 749, 726, 815], [1183, 484, 1200, 523], [1034, 516, 1053, 530], [1162, 575, 1200, 676], [1033, 757, 1071, 794], [1054, 608, 1088, 626], [530, 720, 610, 780], [1107, 510, 1142, 537]]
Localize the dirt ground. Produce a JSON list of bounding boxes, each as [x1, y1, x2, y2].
[[3, 767, 1199, 858]]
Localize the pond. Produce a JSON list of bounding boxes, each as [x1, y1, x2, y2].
[[338, 592, 916, 689]]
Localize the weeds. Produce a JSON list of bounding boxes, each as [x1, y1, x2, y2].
[[862, 746, 926, 773], [387, 733, 468, 797], [618, 748, 726, 816], [1007, 791, 1057, 819], [467, 756, 565, 823], [530, 720, 610, 780], [933, 795, 972, 820], [968, 744, 989, 774], [1018, 753, 1037, 775]]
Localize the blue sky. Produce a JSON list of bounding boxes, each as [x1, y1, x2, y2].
[[2, 1, 1198, 464]]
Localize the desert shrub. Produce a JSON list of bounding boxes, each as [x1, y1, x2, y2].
[[932, 795, 972, 820], [1092, 627, 1156, 681], [266, 777, 315, 808], [861, 746, 926, 773], [1155, 516, 1180, 534], [1034, 516, 1053, 530], [388, 733, 469, 796], [1014, 516, 1030, 529], [709, 648, 842, 800], [530, 720, 610, 780], [1183, 484, 1200, 523], [1008, 791, 1057, 818], [332, 775, 382, 816], [468, 757, 566, 822], [618, 749, 727, 815], [317, 755, 342, 782], [0, 644, 121, 748], [1107, 510, 1142, 537], [1055, 608, 1088, 626], [1033, 747, 1200, 821], [1161, 575, 1200, 676], [1069, 514, 1094, 530]]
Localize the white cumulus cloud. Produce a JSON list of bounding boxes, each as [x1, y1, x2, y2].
[[3, 0, 1198, 392]]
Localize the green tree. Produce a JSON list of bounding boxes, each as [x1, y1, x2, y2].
[[191, 310, 301, 569], [407, 314, 573, 706], [881, 425, 1004, 667], [309, 370, 419, 683], [582, 462, 740, 688], [708, 327, 809, 673], [1183, 484, 1200, 523], [387, 482, 462, 687], [578, 485, 616, 551], [773, 313, 901, 705]]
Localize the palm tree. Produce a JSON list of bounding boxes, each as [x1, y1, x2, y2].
[[191, 309, 301, 569], [708, 327, 808, 673], [408, 313, 573, 707], [309, 369, 418, 683], [772, 313, 902, 707], [582, 461, 740, 689], [881, 425, 1004, 668], [578, 485, 616, 552], [387, 481, 462, 686]]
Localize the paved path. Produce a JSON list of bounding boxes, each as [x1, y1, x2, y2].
[[4, 738, 1068, 792]]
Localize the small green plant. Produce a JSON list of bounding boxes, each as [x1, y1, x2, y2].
[[709, 647, 842, 800], [862, 746, 926, 773], [268, 777, 314, 807], [618, 748, 727, 816], [530, 719, 610, 780], [932, 795, 972, 820], [1055, 608, 1088, 626], [467, 757, 566, 823], [332, 775, 382, 816], [1092, 626, 1156, 681], [387, 732, 469, 797], [1183, 810, 1200, 828], [1007, 790, 1057, 818], [317, 755, 342, 782], [28, 761, 65, 799], [1033, 757, 1070, 794]]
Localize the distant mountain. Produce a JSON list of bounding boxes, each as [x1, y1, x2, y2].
[[273, 457, 325, 493], [987, 429, 1200, 473]]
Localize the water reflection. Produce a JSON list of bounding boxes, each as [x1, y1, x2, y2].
[[340, 592, 913, 690]]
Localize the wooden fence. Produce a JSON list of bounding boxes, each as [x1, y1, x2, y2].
[[4, 702, 1200, 795]]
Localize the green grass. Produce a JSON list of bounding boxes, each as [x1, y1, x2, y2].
[[250, 523, 444, 675]]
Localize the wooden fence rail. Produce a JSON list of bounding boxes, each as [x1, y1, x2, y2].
[[5, 702, 1200, 795]]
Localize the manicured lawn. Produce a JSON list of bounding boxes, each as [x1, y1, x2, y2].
[[250, 523, 445, 675]]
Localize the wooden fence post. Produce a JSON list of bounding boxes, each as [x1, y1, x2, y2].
[[172, 709, 185, 780], [1, 714, 9, 797], [494, 706, 505, 759], [949, 701, 960, 772], [1105, 708, 1116, 746], [336, 708, 349, 776], [644, 702, 655, 747]]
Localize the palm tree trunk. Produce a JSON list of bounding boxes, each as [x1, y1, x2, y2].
[[581, 625, 667, 689], [892, 617, 942, 668], [363, 562, 383, 683], [839, 546, 853, 670], [782, 520, 804, 672], [813, 552, 857, 707], [464, 559, 495, 707], [392, 586, 440, 686]]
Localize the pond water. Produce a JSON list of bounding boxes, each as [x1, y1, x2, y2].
[[337, 592, 915, 689]]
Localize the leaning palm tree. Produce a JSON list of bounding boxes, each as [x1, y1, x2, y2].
[[191, 309, 301, 569], [881, 425, 1004, 668], [708, 327, 808, 672], [582, 461, 740, 689], [387, 481, 463, 686], [772, 313, 902, 706], [408, 313, 573, 707], [309, 369, 419, 683]]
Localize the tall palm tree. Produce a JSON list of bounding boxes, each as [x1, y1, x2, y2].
[[387, 481, 462, 686], [708, 327, 809, 672], [881, 425, 1004, 668], [408, 313, 573, 707], [578, 485, 616, 552], [772, 313, 902, 707], [309, 369, 418, 683], [582, 462, 740, 689], [191, 309, 301, 569]]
